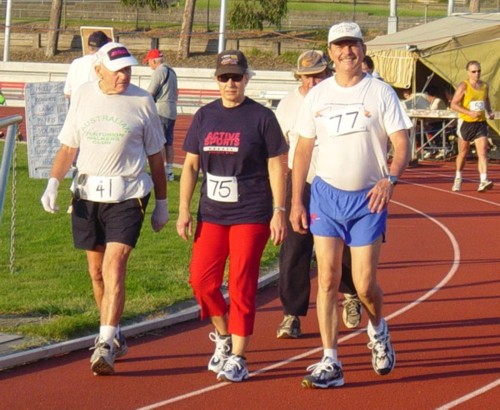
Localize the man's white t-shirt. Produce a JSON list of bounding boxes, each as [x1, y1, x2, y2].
[[63, 54, 98, 97], [58, 81, 164, 200], [275, 86, 317, 184], [295, 75, 408, 191]]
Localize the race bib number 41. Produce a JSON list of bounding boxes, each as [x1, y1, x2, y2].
[[76, 175, 127, 202], [206, 172, 238, 202]]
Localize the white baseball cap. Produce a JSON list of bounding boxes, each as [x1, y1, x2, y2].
[[95, 42, 138, 72], [328, 22, 363, 44]]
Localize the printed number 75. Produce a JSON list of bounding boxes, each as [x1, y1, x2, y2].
[[209, 179, 232, 198]]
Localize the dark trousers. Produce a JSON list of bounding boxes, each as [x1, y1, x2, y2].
[[278, 173, 356, 317]]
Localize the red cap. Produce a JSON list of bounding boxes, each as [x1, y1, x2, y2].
[[143, 49, 163, 63]]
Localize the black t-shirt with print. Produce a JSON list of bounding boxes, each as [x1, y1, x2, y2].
[[183, 97, 288, 225]]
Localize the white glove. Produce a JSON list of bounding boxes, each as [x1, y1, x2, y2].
[[151, 199, 169, 232], [41, 177, 60, 213]]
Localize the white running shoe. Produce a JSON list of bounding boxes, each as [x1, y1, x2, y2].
[[367, 319, 395, 376], [452, 178, 462, 192], [90, 341, 115, 376], [217, 354, 249, 382], [342, 294, 362, 329], [302, 356, 344, 388], [478, 180, 493, 192], [276, 315, 302, 339], [208, 331, 232, 373], [113, 330, 128, 359]]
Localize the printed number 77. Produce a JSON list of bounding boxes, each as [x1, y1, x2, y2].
[[331, 111, 359, 133]]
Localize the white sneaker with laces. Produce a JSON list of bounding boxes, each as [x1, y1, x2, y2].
[[367, 319, 395, 376], [276, 315, 302, 338], [478, 179, 493, 192], [208, 331, 232, 373], [342, 294, 362, 329], [452, 178, 462, 192], [113, 330, 128, 359], [217, 354, 249, 382], [90, 341, 115, 376], [302, 356, 344, 388]]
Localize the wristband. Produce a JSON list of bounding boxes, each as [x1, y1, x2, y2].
[[387, 175, 398, 186], [273, 206, 286, 212]]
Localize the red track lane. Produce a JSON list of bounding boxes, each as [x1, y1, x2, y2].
[[1, 162, 499, 409]]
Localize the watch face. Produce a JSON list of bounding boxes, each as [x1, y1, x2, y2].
[[389, 176, 398, 185]]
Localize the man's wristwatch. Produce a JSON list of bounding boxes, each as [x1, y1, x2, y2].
[[387, 175, 398, 186]]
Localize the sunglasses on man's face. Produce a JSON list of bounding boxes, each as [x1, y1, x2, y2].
[[217, 74, 244, 83]]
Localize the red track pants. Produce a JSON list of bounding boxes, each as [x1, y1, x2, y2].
[[189, 221, 270, 337]]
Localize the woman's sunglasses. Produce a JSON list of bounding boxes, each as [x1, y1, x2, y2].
[[217, 74, 244, 83]]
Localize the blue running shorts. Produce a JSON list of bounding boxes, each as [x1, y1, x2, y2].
[[309, 177, 387, 246]]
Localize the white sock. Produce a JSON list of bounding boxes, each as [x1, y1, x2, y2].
[[455, 171, 462, 179], [99, 325, 117, 348], [368, 319, 385, 337], [166, 164, 173, 174], [480, 173, 487, 182], [323, 348, 337, 362]]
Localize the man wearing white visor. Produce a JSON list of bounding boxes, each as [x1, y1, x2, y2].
[[41, 42, 169, 376]]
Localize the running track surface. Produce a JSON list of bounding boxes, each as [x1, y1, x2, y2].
[[1, 148, 499, 408]]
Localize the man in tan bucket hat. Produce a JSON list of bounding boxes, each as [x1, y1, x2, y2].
[[275, 50, 362, 341]]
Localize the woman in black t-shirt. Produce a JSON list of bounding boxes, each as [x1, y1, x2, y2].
[[176, 50, 288, 383]]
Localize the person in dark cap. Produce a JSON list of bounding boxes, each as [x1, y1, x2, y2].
[[274, 50, 362, 341], [63, 30, 112, 213], [143, 49, 178, 182], [42, 42, 168, 377], [64, 30, 110, 99], [88, 30, 109, 49], [176, 49, 288, 383], [292, 21, 410, 388]]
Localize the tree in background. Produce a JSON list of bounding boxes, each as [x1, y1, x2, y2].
[[120, 0, 174, 30], [177, 0, 196, 59], [229, 0, 287, 30], [469, 0, 480, 12], [45, 0, 63, 57]]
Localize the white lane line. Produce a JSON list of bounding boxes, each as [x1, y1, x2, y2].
[[403, 179, 500, 207], [137, 201, 460, 409], [435, 378, 500, 409]]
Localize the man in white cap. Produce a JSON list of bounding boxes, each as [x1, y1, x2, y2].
[[275, 50, 362, 340], [291, 22, 410, 388], [41, 42, 169, 376]]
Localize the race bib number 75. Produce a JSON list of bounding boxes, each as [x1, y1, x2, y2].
[[206, 172, 238, 202]]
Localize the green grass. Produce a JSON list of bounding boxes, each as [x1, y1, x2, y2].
[[0, 141, 280, 344]]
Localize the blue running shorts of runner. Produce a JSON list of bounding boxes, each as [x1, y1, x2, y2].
[[309, 177, 387, 246]]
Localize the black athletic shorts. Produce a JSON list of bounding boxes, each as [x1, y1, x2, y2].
[[71, 194, 150, 250], [458, 120, 489, 142]]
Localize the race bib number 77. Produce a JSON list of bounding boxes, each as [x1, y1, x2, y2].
[[325, 104, 367, 138]]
